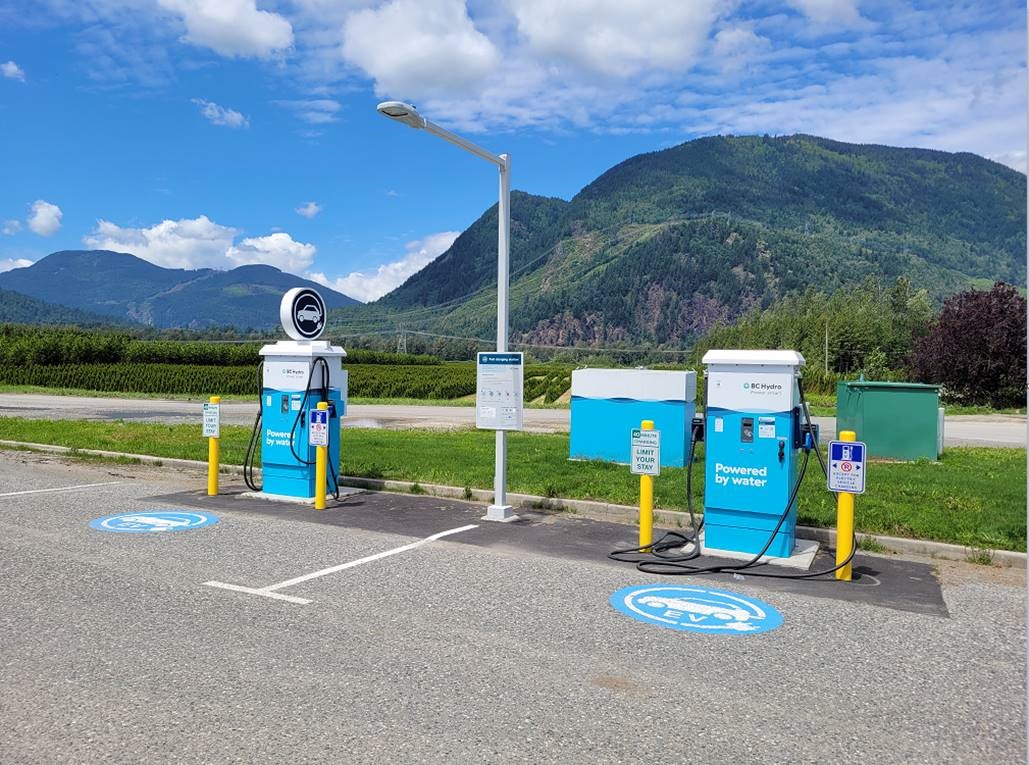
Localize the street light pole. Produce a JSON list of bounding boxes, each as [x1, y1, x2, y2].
[[376, 101, 514, 521]]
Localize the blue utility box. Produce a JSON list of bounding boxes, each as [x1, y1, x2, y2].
[[259, 340, 347, 499], [569, 369, 697, 467], [701, 350, 805, 558]]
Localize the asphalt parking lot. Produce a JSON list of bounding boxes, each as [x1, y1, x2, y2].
[[0, 450, 1025, 764]]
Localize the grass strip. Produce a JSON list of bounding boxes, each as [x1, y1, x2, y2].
[[0, 416, 1022, 552]]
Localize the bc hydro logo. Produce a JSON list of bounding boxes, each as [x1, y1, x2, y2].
[[610, 585, 784, 635], [90, 510, 219, 533]]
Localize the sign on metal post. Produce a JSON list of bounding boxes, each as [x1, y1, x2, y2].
[[476, 352, 524, 430], [828, 440, 867, 494], [202, 402, 220, 438], [308, 408, 329, 447], [630, 428, 661, 475]]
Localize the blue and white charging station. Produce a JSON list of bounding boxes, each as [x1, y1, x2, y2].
[[255, 288, 347, 501], [570, 369, 697, 467], [701, 350, 805, 558]]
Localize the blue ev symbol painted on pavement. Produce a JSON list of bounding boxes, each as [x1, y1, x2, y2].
[[610, 585, 784, 635], [90, 510, 219, 533]]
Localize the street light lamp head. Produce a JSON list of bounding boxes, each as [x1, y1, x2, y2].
[[376, 100, 425, 129]]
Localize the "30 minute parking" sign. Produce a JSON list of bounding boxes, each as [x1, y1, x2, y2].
[[828, 440, 867, 494]]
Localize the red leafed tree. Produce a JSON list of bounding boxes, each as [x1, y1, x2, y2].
[[910, 282, 1026, 408]]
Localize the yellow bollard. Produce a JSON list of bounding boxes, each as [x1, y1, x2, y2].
[[639, 419, 655, 550], [835, 429, 856, 581], [207, 395, 220, 496], [315, 401, 328, 511]]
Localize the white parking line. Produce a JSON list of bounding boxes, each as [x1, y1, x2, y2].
[[0, 481, 123, 497], [203, 523, 478, 605]]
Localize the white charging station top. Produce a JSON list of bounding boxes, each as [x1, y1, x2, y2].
[[701, 349, 805, 368], [259, 340, 347, 359], [571, 368, 697, 402]]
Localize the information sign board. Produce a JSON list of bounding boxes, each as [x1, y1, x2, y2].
[[309, 408, 329, 447], [202, 403, 220, 438], [476, 352, 524, 431]]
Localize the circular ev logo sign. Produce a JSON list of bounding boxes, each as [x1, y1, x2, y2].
[[280, 287, 326, 341], [609, 584, 784, 635], [90, 510, 219, 533]]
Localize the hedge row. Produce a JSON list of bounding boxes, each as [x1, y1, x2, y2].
[[0, 326, 440, 367], [0, 363, 575, 400]]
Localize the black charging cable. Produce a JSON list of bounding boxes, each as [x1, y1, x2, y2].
[[286, 356, 341, 500], [243, 361, 264, 492]]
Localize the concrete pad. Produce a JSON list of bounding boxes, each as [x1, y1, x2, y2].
[[240, 487, 364, 505], [699, 534, 820, 570]]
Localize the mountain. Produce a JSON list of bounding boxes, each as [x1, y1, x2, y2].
[[0, 251, 359, 329], [349, 134, 1026, 347], [0, 287, 134, 326]]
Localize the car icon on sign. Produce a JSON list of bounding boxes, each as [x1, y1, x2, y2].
[[296, 306, 321, 323]]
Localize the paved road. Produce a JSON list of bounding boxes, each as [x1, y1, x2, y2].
[[0, 393, 1023, 446], [0, 453, 1023, 763]]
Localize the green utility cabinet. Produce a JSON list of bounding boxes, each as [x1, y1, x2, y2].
[[836, 381, 942, 461]]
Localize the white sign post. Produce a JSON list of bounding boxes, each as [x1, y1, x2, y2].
[[202, 402, 220, 438], [475, 352, 524, 431], [630, 428, 661, 476]]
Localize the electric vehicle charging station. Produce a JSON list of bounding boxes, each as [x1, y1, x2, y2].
[[244, 288, 348, 502], [701, 350, 806, 558]]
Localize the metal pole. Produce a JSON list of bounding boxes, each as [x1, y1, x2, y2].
[[639, 419, 655, 549], [835, 429, 856, 581], [487, 154, 514, 521]]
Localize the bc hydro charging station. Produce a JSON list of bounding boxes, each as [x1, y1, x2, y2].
[[609, 348, 858, 580], [243, 288, 348, 502]]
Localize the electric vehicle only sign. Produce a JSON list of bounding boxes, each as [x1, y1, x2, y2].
[[630, 429, 661, 475], [308, 409, 329, 447], [828, 440, 867, 494]]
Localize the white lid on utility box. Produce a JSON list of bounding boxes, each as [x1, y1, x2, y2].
[[701, 350, 805, 368], [571, 368, 697, 402]]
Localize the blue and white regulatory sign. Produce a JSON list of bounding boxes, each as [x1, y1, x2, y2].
[[308, 408, 329, 447], [828, 440, 867, 494], [610, 584, 784, 635], [90, 510, 219, 533]]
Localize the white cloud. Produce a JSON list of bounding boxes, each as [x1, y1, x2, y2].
[[786, 0, 862, 26], [342, 0, 499, 96], [158, 0, 293, 58], [2, 220, 21, 235], [83, 215, 318, 273], [27, 200, 62, 236], [274, 98, 341, 125], [296, 201, 323, 218], [509, 0, 721, 78], [309, 230, 459, 303], [226, 232, 316, 271], [84, 215, 240, 270], [1, 60, 25, 81], [0, 258, 32, 272], [192, 98, 249, 128], [712, 25, 772, 72]]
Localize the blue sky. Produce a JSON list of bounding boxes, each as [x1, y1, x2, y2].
[[0, 0, 1025, 302]]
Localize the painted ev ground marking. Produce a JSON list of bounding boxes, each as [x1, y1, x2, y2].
[[610, 585, 784, 635], [203, 524, 479, 606], [0, 481, 123, 498], [90, 510, 219, 533]]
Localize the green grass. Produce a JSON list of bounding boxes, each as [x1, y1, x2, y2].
[[0, 416, 1023, 552]]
